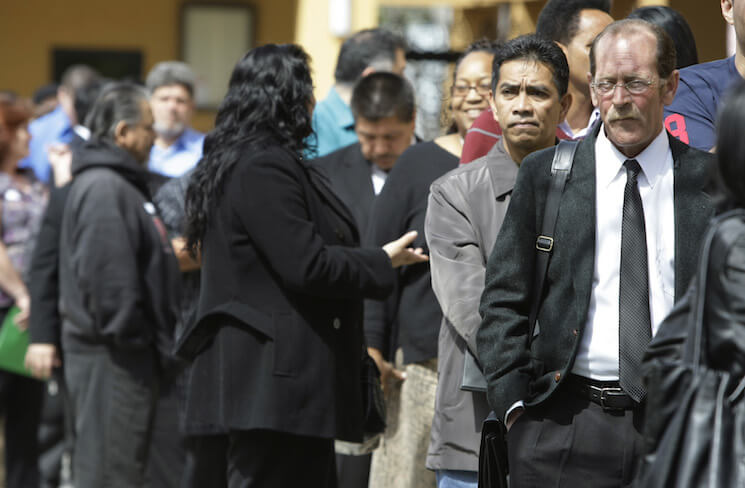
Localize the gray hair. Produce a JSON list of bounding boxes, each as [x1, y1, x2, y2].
[[85, 82, 149, 141], [145, 61, 196, 96]]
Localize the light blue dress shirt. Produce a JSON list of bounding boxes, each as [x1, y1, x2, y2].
[[148, 127, 205, 177]]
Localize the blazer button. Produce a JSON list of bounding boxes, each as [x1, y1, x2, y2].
[[554, 372, 561, 382], [332, 318, 341, 329]]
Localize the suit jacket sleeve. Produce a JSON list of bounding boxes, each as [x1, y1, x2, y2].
[[233, 150, 394, 300], [28, 185, 70, 345], [425, 177, 485, 356], [477, 157, 540, 419]]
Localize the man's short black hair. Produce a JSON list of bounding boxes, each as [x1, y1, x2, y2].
[[350, 72, 415, 123], [536, 0, 611, 45], [334, 28, 406, 84], [491, 35, 570, 97]]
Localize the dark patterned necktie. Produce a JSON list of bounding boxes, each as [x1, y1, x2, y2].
[[619, 159, 652, 402]]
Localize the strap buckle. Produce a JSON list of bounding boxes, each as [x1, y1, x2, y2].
[[536, 235, 554, 252]]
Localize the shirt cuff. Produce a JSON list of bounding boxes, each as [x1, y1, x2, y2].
[[505, 401, 525, 424]]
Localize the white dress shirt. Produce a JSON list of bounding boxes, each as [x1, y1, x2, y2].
[[572, 125, 676, 380], [558, 108, 602, 140], [371, 165, 388, 195]]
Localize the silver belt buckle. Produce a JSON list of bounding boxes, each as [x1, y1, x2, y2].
[[599, 387, 625, 411]]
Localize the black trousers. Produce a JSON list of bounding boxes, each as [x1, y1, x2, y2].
[[507, 386, 645, 488], [336, 452, 371, 488], [146, 365, 187, 488], [0, 369, 43, 488], [182, 434, 229, 488], [65, 347, 158, 488]]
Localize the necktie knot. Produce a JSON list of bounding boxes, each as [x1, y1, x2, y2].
[[624, 159, 642, 181]]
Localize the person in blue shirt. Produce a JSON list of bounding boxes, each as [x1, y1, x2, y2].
[[146, 62, 205, 177], [663, 0, 744, 151], [22, 65, 100, 184], [310, 28, 407, 158]]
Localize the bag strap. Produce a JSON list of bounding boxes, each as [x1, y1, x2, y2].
[[528, 140, 579, 343]]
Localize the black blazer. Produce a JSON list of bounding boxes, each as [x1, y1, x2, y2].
[[314, 142, 376, 233], [476, 124, 716, 420], [178, 144, 394, 441]]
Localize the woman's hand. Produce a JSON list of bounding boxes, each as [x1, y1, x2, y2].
[[383, 231, 429, 268], [14, 292, 30, 331]]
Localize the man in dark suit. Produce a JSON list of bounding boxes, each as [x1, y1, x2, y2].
[[477, 19, 715, 486], [315, 72, 416, 234]]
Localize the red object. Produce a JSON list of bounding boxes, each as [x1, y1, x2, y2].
[[460, 109, 573, 165]]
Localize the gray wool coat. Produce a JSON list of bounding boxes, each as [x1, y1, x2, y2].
[[424, 141, 519, 471]]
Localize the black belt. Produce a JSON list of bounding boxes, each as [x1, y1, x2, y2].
[[564, 375, 638, 412]]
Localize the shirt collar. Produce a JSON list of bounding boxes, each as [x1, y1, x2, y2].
[[558, 108, 601, 140], [596, 124, 670, 190]]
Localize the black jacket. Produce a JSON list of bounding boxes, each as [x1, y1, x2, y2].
[[59, 138, 180, 357], [363, 141, 459, 364], [314, 142, 377, 233], [178, 144, 394, 441], [477, 125, 715, 421]]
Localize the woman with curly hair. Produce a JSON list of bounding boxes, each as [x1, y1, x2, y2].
[[179, 44, 426, 487]]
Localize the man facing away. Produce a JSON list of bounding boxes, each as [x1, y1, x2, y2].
[[477, 19, 715, 486], [425, 35, 571, 488], [311, 28, 407, 158], [146, 61, 205, 177], [59, 83, 181, 487], [315, 72, 416, 233], [460, 0, 612, 164], [664, 0, 745, 151]]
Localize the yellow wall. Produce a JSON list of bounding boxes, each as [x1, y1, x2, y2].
[[0, 0, 298, 133]]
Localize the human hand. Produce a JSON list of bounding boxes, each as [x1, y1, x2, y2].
[[506, 407, 524, 431], [367, 347, 406, 390], [382, 230, 429, 268], [25, 343, 61, 379], [14, 294, 30, 331]]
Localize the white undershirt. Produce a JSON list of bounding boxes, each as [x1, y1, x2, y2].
[[371, 165, 387, 195], [572, 125, 676, 380]]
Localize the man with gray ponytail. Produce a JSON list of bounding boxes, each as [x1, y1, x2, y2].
[[59, 82, 181, 487]]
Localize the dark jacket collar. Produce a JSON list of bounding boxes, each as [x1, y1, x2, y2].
[[72, 137, 152, 198]]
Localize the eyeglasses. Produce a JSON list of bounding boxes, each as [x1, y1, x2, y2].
[[591, 79, 656, 96], [452, 81, 491, 97]]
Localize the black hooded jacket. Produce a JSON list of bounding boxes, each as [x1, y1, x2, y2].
[[59, 138, 180, 356]]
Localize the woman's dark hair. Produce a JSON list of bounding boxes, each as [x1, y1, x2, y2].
[[628, 6, 698, 69], [184, 44, 314, 252], [713, 81, 745, 210]]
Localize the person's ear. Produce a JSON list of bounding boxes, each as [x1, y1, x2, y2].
[[487, 92, 499, 124], [722, 0, 735, 26], [588, 72, 599, 108], [113, 120, 129, 145], [661, 70, 680, 106], [559, 92, 572, 122]]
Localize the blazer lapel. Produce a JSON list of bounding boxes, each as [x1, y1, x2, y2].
[[670, 134, 714, 299], [302, 159, 361, 240], [346, 150, 375, 213]]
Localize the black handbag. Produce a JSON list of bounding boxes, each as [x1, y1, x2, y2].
[[636, 210, 745, 487], [361, 349, 386, 435], [478, 412, 509, 488]]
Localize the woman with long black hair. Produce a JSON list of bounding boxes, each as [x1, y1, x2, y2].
[[179, 44, 426, 487]]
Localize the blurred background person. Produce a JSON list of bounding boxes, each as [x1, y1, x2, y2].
[[146, 61, 205, 178], [311, 28, 407, 158], [315, 72, 416, 234], [628, 6, 699, 70], [0, 92, 49, 488], [664, 0, 744, 151], [364, 38, 497, 488], [59, 82, 181, 487], [179, 43, 425, 488], [31, 83, 59, 120], [425, 35, 569, 488], [23, 65, 101, 185]]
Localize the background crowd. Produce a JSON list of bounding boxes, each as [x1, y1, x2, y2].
[[0, 0, 743, 487]]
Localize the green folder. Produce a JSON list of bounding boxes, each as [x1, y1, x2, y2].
[[0, 307, 34, 377]]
